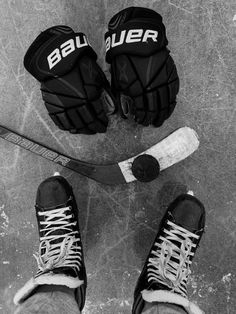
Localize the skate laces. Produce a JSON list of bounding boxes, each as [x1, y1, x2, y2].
[[147, 220, 199, 297], [33, 206, 82, 274]]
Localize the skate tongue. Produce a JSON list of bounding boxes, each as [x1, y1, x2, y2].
[[50, 229, 68, 245], [148, 281, 170, 292], [52, 266, 77, 278], [44, 205, 71, 243]]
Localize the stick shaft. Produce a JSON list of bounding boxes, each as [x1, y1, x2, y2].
[[0, 125, 95, 176]]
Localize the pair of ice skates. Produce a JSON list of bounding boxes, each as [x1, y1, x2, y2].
[[14, 174, 205, 314]]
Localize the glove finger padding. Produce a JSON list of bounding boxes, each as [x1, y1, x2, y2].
[[105, 7, 179, 127], [24, 25, 114, 134]]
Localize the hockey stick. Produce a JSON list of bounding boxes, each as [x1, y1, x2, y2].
[[0, 125, 199, 185]]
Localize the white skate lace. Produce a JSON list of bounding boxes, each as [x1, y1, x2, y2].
[[147, 220, 200, 297], [33, 206, 82, 275]]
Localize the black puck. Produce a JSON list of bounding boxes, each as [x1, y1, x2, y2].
[[131, 154, 160, 182]]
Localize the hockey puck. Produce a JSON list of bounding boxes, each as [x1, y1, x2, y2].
[[131, 154, 160, 182]]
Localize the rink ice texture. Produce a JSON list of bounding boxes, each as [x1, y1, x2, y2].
[[0, 1, 235, 313]]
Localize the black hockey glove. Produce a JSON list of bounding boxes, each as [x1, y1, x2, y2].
[[105, 7, 179, 127], [24, 25, 114, 134]]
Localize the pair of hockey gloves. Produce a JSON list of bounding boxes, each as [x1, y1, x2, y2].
[[24, 7, 179, 134]]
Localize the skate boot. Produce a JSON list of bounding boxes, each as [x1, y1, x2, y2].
[[132, 194, 205, 314], [14, 174, 87, 311]]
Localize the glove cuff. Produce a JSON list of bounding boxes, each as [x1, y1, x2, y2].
[[105, 7, 168, 63], [24, 25, 97, 81]]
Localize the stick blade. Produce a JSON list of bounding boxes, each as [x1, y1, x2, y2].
[[118, 127, 199, 183]]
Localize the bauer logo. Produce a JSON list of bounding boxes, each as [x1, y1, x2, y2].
[[5, 133, 71, 166], [106, 29, 158, 52], [47, 35, 90, 69]]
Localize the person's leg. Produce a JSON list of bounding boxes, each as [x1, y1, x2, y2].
[[14, 289, 81, 314], [13, 174, 86, 314], [132, 193, 205, 314], [142, 302, 187, 314]]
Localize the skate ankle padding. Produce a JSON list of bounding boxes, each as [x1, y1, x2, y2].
[[141, 290, 204, 314], [13, 273, 83, 305]]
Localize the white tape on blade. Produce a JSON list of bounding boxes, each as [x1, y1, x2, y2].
[[118, 127, 199, 183]]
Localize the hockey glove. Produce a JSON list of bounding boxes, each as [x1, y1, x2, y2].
[[24, 25, 114, 134], [105, 7, 179, 127]]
